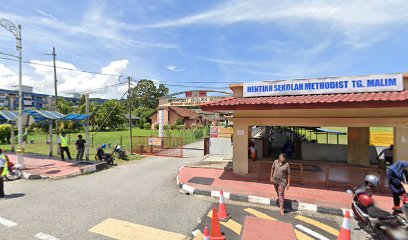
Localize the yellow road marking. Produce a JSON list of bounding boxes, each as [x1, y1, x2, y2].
[[207, 211, 242, 235], [89, 218, 188, 240], [243, 208, 277, 221], [295, 215, 339, 236], [244, 208, 312, 240], [192, 230, 203, 240], [294, 229, 315, 240]]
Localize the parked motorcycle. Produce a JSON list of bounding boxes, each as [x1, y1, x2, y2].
[[95, 144, 115, 165], [4, 157, 22, 181], [112, 143, 128, 160], [351, 182, 408, 239]]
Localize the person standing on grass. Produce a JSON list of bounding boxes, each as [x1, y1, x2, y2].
[[58, 132, 72, 160], [270, 153, 290, 216], [75, 135, 86, 161], [0, 148, 8, 198]]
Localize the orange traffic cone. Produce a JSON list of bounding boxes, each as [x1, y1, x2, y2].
[[337, 210, 351, 240], [204, 226, 210, 240], [211, 208, 226, 240], [218, 190, 230, 222]]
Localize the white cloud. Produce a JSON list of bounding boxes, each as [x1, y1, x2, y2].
[[35, 9, 57, 21], [143, 0, 408, 47], [0, 60, 130, 99], [165, 65, 185, 72]]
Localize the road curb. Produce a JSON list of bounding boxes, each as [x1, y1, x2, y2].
[[177, 181, 353, 217], [21, 161, 108, 180]]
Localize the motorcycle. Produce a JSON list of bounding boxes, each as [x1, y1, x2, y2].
[[351, 186, 408, 240], [4, 158, 22, 181], [95, 145, 115, 165], [112, 143, 128, 160]]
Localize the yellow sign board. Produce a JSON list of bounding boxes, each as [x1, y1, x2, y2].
[[370, 132, 393, 146], [218, 127, 233, 138]]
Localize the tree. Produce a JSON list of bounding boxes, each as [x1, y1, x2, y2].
[[57, 97, 76, 114], [130, 79, 169, 109], [94, 100, 125, 130], [129, 79, 169, 126]]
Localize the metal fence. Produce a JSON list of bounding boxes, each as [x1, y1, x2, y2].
[[132, 136, 184, 158]]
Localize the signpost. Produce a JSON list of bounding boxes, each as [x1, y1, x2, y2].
[[210, 126, 218, 138], [243, 73, 404, 97]]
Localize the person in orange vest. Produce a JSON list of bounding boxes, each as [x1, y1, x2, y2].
[[58, 132, 72, 160], [0, 148, 8, 198]]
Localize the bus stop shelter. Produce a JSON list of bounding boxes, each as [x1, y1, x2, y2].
[[0, 109, 89, 157], [202, 73, 408, 180]]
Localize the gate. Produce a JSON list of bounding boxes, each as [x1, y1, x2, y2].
[[132, 136, 184, 158]]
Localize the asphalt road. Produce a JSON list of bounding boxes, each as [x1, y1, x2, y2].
[[0, 139, 372, 240], [0, 141, 211, 239]]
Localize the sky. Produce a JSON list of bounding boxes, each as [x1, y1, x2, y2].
[[1, 0, 408, 98]]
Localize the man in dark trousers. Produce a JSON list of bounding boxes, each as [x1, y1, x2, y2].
[[58, 132, 72, 160], [75, 135, 86, 161], [0, 148, 7, 198]]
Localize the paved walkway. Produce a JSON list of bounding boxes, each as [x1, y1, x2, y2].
[[178, 166, 394, 212], [7, 153, 102, 178]]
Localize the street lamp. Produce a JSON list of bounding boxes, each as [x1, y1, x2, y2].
[[0, 18, 24, 168]]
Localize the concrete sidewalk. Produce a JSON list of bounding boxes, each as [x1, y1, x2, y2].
[[177, 166, 394, 216], [7, 153, 107, 179]]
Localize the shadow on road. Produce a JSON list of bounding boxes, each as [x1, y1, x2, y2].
[[4, 193, 25, 199]]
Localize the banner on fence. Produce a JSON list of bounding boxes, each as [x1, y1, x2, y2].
[[148, 137, 162, 146]]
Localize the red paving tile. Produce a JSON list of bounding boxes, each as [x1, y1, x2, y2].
[[179, 167, 394, 211], [241, 217, 296, 240], [7, 154, 82, 178]]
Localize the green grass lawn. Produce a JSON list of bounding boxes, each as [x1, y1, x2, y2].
[[0, 128, 208, 162]]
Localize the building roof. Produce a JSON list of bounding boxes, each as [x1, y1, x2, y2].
[[170, 107, 200, 119], [202, 90, 408, 111]]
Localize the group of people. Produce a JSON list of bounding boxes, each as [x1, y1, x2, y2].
[[58, 132, 86, 161]]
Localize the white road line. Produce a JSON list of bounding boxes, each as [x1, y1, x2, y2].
[[35, 232, 60, 240], [0, 217, 17, 227], [296, 224, 330, 240]]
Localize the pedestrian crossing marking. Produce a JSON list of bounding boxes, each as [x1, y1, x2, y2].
[[294, 229, 315, 240], [243, 208, 313, 240], [295, 215, 339, 236], [243, 208, 277, 221], [207, 211, 242, 235], [296, 224, 330, 240], [89, 218, 188, 240]]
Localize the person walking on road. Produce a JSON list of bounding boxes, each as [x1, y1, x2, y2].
[[0, 148, 8, 198], [270, 153, 291, 216], [75, 135, 86, 161], [58, 132, 72, 160]]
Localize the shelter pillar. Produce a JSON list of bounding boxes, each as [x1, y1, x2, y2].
[[394, 127, 408, 161], [233, 120, 249, 175], [347, 127, 370, 166]]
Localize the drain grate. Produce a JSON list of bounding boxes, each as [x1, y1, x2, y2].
[[188, 177, 214, 186]]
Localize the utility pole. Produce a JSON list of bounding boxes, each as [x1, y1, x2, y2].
[[128, 77, 133, 154], [48, 96, 53, 156], [85, 93, 90, 160], [52, 47, 59, 133], [9, 96, 15, 152], [0, 19, 24, 167]]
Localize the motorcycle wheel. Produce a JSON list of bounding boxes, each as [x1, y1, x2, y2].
[[5, 169, 22, 181], [112, 151, 121, 158]]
